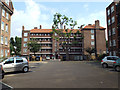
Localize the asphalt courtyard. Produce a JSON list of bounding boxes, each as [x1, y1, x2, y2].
[[1, 61, 119, 89]]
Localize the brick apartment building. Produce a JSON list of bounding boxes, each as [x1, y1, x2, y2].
[[21, 26, 84, 60], [0, 0, 14, 58], [106, 1, 120, 57], [82, 20, 106, 59], [21, 20, 106, 60]]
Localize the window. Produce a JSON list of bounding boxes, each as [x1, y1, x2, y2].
[[112, 16, 115, 23], [5, 37, 8, 45], [113, 51, 116, 56], [5, 58, 14, 64], [24, 33, 28, 37], [109, 40, 112, 46], [109, 30, 111, 36], [1, 36, 3, 44], [6, 12, 9, 20], [111, 6, 114, 13], [2, 9, 5, 17], [1, 21, 4, 30], [109, 52, 112, 56], [107, 9, 110, 16], [1, 50, 3, 57], [108, 19, 110, 25], [23, 43, 27, 47], [24, 49, 27, 53], [5, 50, 8, 57], [91, 30, 94, 34], [6, 24, 8, 32], [113, 40, 116, 46], [91, 41, 94, 45], [112, 28, 115, 35], [55, 33, 57, 36], [16, 58, 23, 63], [24, 38, 28, 42], [91, 35, 94, 39], [5, 0, 9, 5]]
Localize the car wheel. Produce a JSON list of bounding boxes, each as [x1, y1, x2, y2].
[[102, 63, 108, 68], [23, 67, 29, 73], [115, 66, 120, 72]]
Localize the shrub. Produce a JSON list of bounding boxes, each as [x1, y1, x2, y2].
[[97, 54, 107, 61]]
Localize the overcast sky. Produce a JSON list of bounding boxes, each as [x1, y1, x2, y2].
[[11, 0, 113, 39]]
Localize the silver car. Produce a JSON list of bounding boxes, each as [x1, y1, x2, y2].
[[101, 56, 119, 68], [0, 57, 29, 73]]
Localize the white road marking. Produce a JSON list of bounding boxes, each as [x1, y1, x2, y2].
[[0, 81, 13, 89], [5, 74, 16, 77]]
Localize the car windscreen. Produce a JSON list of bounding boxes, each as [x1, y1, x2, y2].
[[107, 57, 119, 60]]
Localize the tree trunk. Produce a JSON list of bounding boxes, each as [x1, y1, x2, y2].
[[66, 49, 69, 61]]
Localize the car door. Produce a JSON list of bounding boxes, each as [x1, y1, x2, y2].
[[3, 58, 15, 72], [14, 57, 24, 71], [107, 57, 115, 66]]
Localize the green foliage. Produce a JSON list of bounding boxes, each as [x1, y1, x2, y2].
[[51, 13, 84, 60], [97, 54, 107, 61], [27, 41, 41, 56], [85, 47, 95, 55], [10, 36, 21, 56]]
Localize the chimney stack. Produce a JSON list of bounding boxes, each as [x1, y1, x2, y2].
[[40, 25, 42, 29], [64, 25, 66, 29], [52, 26, 54, 29], [22, 26, 24, 30], [34, 27, 38, 29], [95, 20, 100, 29]]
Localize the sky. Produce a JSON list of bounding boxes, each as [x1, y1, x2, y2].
[[11, 0, 113, 39]]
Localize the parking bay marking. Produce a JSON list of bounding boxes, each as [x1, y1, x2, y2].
[[0, 81, 13, 89]]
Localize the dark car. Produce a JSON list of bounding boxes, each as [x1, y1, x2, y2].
[[0, 65, 4, 79], [113, 58, 120, 72]]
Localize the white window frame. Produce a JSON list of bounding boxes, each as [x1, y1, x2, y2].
[[111, 6, 114, 13], [108, 19, 110, 25], [109, 30, 111, 36], [107, 9, 110, 16], [112, 28, 115, 35], [24, 38, 28, 42], [1, 50, 4, 57], [6, 12, 9, 20], [5, 50, 8, 57], [113, 51, 116, 56], [91, 29, 94, 34], [91, 41, 94, 45], [1, 36, 3, 44], [1, 21, 4, 30], [109, 40, 112, 46], [112, 16, 115, 23], [113, 40, 116, 46], [91, 35, 94, 39], [23, 49, 27, 53], [109, 52, 112, 56], [2, 9, 5, 17], [24, 33, 28, 37], [5, 37, 8, 45], [6, 24, 8, 32]]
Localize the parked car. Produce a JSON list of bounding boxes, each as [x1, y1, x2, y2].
[[0, 65, 4, 79], [101, 56, 119, 68], [0, 57, 29, 73], [113, 58, 120, 72]]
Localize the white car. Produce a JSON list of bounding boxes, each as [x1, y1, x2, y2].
[[0, 57, 29, 73], [101, 56, 119, 68]]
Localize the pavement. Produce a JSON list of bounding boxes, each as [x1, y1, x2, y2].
[[0, 61, 119, 89]]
